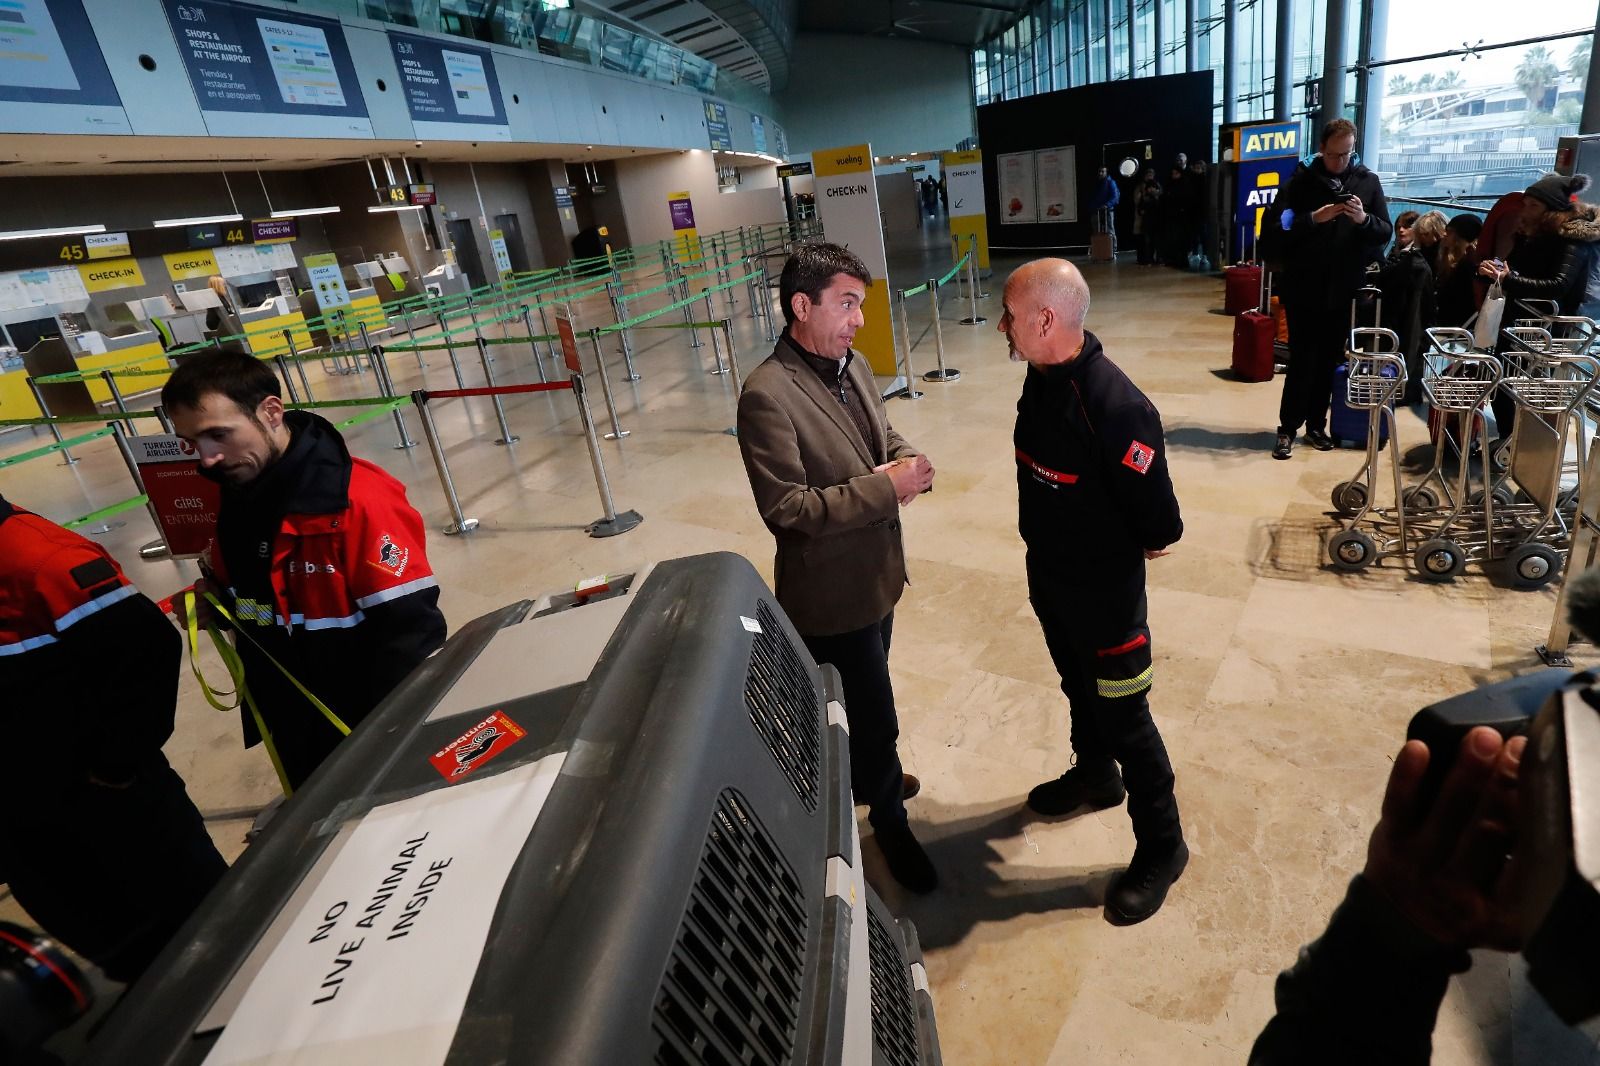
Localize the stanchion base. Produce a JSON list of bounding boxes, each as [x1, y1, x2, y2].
[[708, 367, 730, 376], [444, 518, 481, 536], [724, 426, 738, 437], [85, 522, 124, 536], [689, 340, 705, 349], [604, 430, 632, 440], [923, 368, 962, 382], [625, 374, 641, 382], [60, 455, 80, 466], [898, 388, 925, 401], [139, 539, 170, 560], [960, 316, 988, 325], [494, 436, 521, 446], [1536, 643, 1574, 668], [394, 440, 418, 450], [587, 509, 643, 538]]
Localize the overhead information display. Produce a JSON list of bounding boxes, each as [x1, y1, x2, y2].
[[0, 0, 130, 133], [161, 0, 372, 139], [387, 31, 509, 142]]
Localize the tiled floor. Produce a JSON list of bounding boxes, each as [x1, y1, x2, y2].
[[3, 234, 1590, 1063]]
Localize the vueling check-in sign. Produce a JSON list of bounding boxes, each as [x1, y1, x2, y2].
[[78, 257, 146, 293], [1236, 121, 1301, 161]]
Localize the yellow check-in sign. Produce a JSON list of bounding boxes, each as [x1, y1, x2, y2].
[[78, 257, 146, 293], [164, 249, 220, 281]]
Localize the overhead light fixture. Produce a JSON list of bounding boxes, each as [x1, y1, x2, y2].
[[153, 213, 244, 228], [0, 223, 107, 241], [368, 204, 425, 213], [270, 206, 341, 218], [157, 169, 243, 228]]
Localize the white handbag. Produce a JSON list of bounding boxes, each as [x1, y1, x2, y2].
[[1474, 280, 1506, 350]]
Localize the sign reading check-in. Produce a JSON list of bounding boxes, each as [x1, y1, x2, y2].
[[810, 143, 895, 376]]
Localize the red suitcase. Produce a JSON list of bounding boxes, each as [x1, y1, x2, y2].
[[1232, 311, 1276, 382], [1224, 264, 1262, 315]]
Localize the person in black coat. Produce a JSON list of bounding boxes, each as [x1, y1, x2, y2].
[[1271, 119, 1392, 460], [1432, 214, 1483, 328], [1478, 173, 1600, 453]]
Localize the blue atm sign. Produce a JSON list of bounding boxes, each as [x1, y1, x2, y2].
[[1236, 122, 1301, 161]]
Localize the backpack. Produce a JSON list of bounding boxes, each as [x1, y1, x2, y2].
[[1255, 192, 1292, 266]]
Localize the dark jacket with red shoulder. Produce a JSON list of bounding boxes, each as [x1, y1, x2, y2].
[[205, 412, 446, 755]]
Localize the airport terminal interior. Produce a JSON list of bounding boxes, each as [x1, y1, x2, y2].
[[3, 0, 1600, 1063]]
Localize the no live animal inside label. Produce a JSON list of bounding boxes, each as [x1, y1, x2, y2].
[[201, 753, 567, 1065]]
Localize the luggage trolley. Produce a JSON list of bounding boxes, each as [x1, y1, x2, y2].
[[1327, 327, 1409, 572], [1404, 327, 1503, 581], [1489, 323, 1600, 587]]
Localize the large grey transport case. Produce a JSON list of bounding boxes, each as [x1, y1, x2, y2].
[[84, 552, 941, 1065]]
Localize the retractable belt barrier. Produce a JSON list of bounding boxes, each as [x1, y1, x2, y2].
[[890, 243, 977, 398]]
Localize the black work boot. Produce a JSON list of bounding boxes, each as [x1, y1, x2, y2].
[[1105, 839, 1189, 925], [1026, 761, 1126, 816], [875, 824, 938, 894]]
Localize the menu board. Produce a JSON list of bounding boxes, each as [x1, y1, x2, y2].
[[0, 0, 129, 133], [1034, 146, 1078, 224], [998, 151, 1036, 225], [162, 0, 372, 138], [388, 31, 509, 141]]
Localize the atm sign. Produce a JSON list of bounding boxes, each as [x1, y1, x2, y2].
[[1237, 121, 1301, 161], [78, 257, 146, 293]]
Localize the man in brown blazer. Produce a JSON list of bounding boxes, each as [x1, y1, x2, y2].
[[737, 242, 938, 893]]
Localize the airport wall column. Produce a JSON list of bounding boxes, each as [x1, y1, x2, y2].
[[1275, 0, 1295, 119]]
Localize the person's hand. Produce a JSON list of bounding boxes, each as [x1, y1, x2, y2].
[[1362, 726, 1528, 951], [1311, 203, 1346, 224], [1343, 198, 1368, 225], [1144, 548, 1171, 560], [170, 577, 218, 632], [1478, 259, 1509, 283], [876, 456, 934, 507]]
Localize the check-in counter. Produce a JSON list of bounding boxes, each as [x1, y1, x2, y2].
[[0, 350, 43, 421], [344, 286, 390, 337], [239, 296, 313, 358], [300, 287, 387, 349], [421, 264, 470, 301], [71, 329, 167, 404]]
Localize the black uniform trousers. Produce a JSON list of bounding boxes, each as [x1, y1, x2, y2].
[[803, 613, 907, 832], [1278, 296, 1348, 437], [2, 754, 226, 984], [1026, 553, 1181, 848]]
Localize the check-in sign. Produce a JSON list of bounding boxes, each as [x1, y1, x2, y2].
[[78, 257, 145, 293], [84, 232, 131, 259]]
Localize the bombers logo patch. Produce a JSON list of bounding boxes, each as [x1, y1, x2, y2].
[[375, 533, 409, 577], [429, 709, 527, 781], [1122, 441, 1155, 475]]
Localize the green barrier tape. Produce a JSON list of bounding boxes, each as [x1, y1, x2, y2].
[[629, 321, 727, 330], [938, 252, 971, 287], [901, 283, 928, 298], [0, 426, 117, 469], [287, 395, 412, 411], [64, 494, 149, 530], [334, 398, 409, 431]]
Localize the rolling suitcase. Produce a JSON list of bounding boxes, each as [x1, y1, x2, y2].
[[1224, 263, 1262, 315], [1231, 267, 1275, 382], [1329, 286, 1390, 448], [1091, 232, 1114, 262]]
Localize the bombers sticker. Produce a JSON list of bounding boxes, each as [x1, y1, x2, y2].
[[429, 709, 527, 781], [375, 533, 409, 577], [1122, 440, 1155, 475]]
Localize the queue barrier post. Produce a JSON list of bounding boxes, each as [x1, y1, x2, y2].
[[535, 303, 559, 372], [367, 343, 416, 450], [961, 234, 988, 325], [895, 289, 924, 401], [702, 290, 728, 375], [437, 312, 467, 389], [923, 277, 961, 383], [282, 330, 316, 401], [411, 391, 480, 536], [109, 422, 171, 559], [607, 280, 642, 381], [273, 356, 301, 404], [25, 379, 76, 464], [520, 305, 549, 385], [101, 370, 137, 434], [473, 336, 519, 446], [154, 404, 175, 434], [570, 372, 642, 538], [586, 327, 629, 441], [680, 266, 703, 350], [402, 308, 424, 370], [721, 318, 744, 438]]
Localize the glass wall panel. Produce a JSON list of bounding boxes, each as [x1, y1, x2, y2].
[[1070, 0, 1090, 84], [1134, 0, 1155, 78], [1052, 0, 1070, 89]]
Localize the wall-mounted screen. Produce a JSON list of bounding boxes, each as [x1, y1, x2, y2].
[[0, 0, 129, 133], [388, 30, 509, 142]]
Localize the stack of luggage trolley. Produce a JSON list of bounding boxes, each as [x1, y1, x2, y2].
[[1326, 298, 1600, 590]]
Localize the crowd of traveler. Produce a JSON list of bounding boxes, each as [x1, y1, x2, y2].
[[1127, 155, 1212, 269]]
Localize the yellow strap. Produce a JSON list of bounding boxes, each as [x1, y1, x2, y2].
[[181, 589, 355, 797]]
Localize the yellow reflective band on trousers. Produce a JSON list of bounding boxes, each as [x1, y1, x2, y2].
[[1097, 665, 1154, 699]]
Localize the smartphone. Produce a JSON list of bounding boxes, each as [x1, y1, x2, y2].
[[1405, 670, 1568, 809], [1338, 193, 1359, 204]]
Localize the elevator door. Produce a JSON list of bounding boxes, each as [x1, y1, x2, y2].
[[446, 219, 488, 291], [493, 213, 533, 274]]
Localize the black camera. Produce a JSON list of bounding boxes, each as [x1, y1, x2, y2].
[[1407, 669, 1600, 1024], [0, 921, 93, 1061]]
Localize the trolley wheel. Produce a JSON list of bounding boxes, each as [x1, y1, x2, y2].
[[1557, 486, 1581, 512], [1469, 486, 1516, 509], [1329, 529, 1378, 572], [1402, 485, 1441, 510], [1413, 538, 1466, 581], [1506, 543, 1562, 590], [1331, 481, 1369, 516]]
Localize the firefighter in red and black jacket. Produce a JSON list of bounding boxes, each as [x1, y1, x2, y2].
[[1000, 259, 1188, 927], [163, 352, 447, 790], [0, 495, 226, 982]]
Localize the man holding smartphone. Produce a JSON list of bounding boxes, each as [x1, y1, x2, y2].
[[1272, 119, 1393, 460]]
